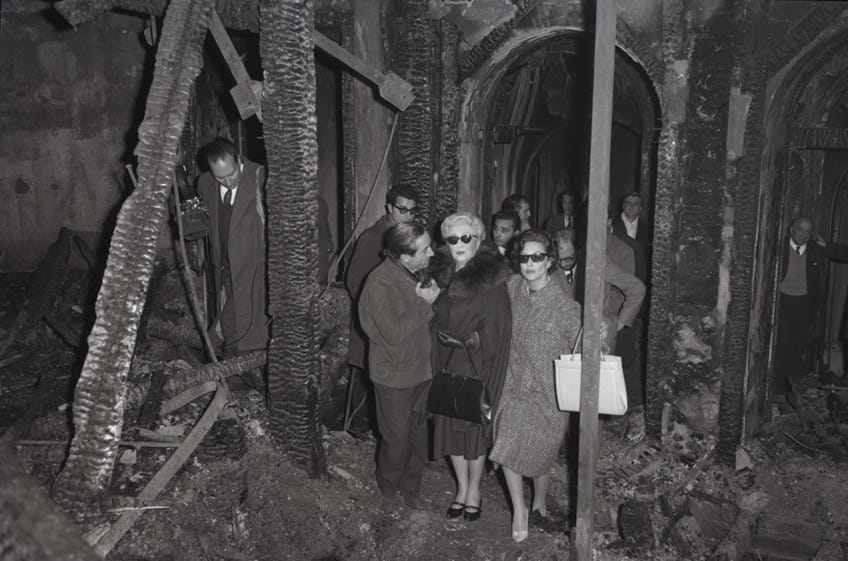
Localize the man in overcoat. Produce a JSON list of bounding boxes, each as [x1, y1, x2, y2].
[[197, 137, 269, 360]]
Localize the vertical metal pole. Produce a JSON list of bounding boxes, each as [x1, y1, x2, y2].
[[575, 1, 616, 560]]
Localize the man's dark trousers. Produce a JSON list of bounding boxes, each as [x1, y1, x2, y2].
[[774, 294, 811, 394], [373, 380, 431, 499], [616, 319, 643, 407]]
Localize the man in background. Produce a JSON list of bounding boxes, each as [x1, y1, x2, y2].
[[197, 137, 269, 364], [345, 184, 419, 374], [544, 192, 578, 232], [501, 194, 532, 232], [489, 210, 521, 258], [775, 216, 848, 408]]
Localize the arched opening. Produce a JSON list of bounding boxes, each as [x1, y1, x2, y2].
[[750, 27, 848, 432], [458, 26, 661, 417], [480, 34, 653, 228]]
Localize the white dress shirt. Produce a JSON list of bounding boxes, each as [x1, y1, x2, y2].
[[219, 185, 239, 206], [620, 211, 638, 239]]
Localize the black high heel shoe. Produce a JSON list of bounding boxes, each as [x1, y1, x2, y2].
[[446, 501, 465, 519], [463, 499, 482, 522]]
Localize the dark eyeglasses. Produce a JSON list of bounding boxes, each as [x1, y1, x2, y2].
[[445, 234, 478, 245], [518, 252, 548, 264], [393, 204, 416, 215]]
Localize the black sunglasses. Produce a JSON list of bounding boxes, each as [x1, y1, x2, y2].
[[518, 252, 549, 264], [393, 204, 416, 215], [445, 234, 478, 245]]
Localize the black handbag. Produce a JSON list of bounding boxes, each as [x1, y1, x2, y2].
[[427, 330, 492, 424]]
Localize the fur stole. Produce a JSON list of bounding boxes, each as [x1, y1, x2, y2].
[[443, 245, 512, 299]]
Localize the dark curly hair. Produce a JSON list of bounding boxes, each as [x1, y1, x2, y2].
[[510, 228, 557, 274]]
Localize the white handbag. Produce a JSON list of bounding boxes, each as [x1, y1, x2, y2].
[[554, 328, 628, 416]]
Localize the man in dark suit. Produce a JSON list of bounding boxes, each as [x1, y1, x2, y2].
[[612, 192, 649, 251], [544, 192, 578, 233], [552, 227, 645, 354], [197, 137, 269, 359], [610, 194, 650, 439], [775, 217, 848, 406]]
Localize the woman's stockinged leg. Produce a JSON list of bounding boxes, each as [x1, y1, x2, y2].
[[449, 455, 469, 503], [531, 473, 550, 516], [466, 456, 485, 507], [503, 466, 528, 542]]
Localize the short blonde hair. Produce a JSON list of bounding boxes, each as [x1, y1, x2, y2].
[[441, 212, 485, 241]]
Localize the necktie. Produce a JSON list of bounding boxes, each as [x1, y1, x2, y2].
[[565, 269, 573, 284], [795, 245, 801, 255], [223, 189, 233, 206]]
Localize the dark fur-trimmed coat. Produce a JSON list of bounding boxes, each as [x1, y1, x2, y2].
[[431, 245, 513, 456]]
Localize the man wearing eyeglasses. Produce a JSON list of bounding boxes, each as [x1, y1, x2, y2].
[[551, 227, 644, 356], [196, 137, 269, 370], [346, 184, 420, 373]]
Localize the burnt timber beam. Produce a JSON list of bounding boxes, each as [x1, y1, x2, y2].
[[789, 127, 848, 150], [51, 0, 214, 513], [55, 0, 412, 112], [55, 0, 259, 32], [261, 0, 326, 475], [207, 9, 263, 120]]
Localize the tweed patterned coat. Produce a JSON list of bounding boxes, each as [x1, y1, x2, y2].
[[490, 274, 581, 477]]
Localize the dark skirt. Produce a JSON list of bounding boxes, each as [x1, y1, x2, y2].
[[431, 414, 492, 460]]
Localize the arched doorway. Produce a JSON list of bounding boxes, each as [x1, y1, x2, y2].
[[480, 34, 655, 229], [457, 26, 661, 419], [751, 26, 848, 432]]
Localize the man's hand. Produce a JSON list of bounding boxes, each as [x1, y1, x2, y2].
[[416, 282, 441, 305], [814, 233, 826, 247]]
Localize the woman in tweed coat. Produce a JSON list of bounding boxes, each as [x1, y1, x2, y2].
[[489, 229, 581, 543]]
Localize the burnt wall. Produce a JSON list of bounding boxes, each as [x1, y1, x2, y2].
[[0, 2, 150, 272], [387, 0, 438, 224], [651, 3, 743, 445]]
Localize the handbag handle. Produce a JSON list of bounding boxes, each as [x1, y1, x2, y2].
[[572, 328, 583, 354], [437, 329, 481, 380]]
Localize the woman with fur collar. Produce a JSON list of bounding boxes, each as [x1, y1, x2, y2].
[[430, 213, 513, 522]]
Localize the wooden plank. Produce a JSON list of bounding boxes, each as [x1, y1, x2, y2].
[[313, 31, 414, 111], [207, 10, 262, 121], [208, 11, 413, 114], [575, 2, 617, 561]]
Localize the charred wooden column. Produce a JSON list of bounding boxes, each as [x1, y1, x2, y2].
[[717, 2, 762, 464], [435, 20, 460, 220], [52, 0, 213, 512], [645, 0, 688, 438], [388, 0, 437, 223], [260, 0, 326, 474]]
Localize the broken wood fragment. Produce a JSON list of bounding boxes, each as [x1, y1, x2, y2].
[[160, 381, 218, 415], [92, 383, 229, 557], [15, 440, 181, 449]]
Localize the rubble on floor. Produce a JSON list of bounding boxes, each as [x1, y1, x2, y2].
[[2, 253, 848, 560]]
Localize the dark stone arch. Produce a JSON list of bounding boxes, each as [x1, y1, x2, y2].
[[457, 22, 664, 428], [733, 4, 848, 455]]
